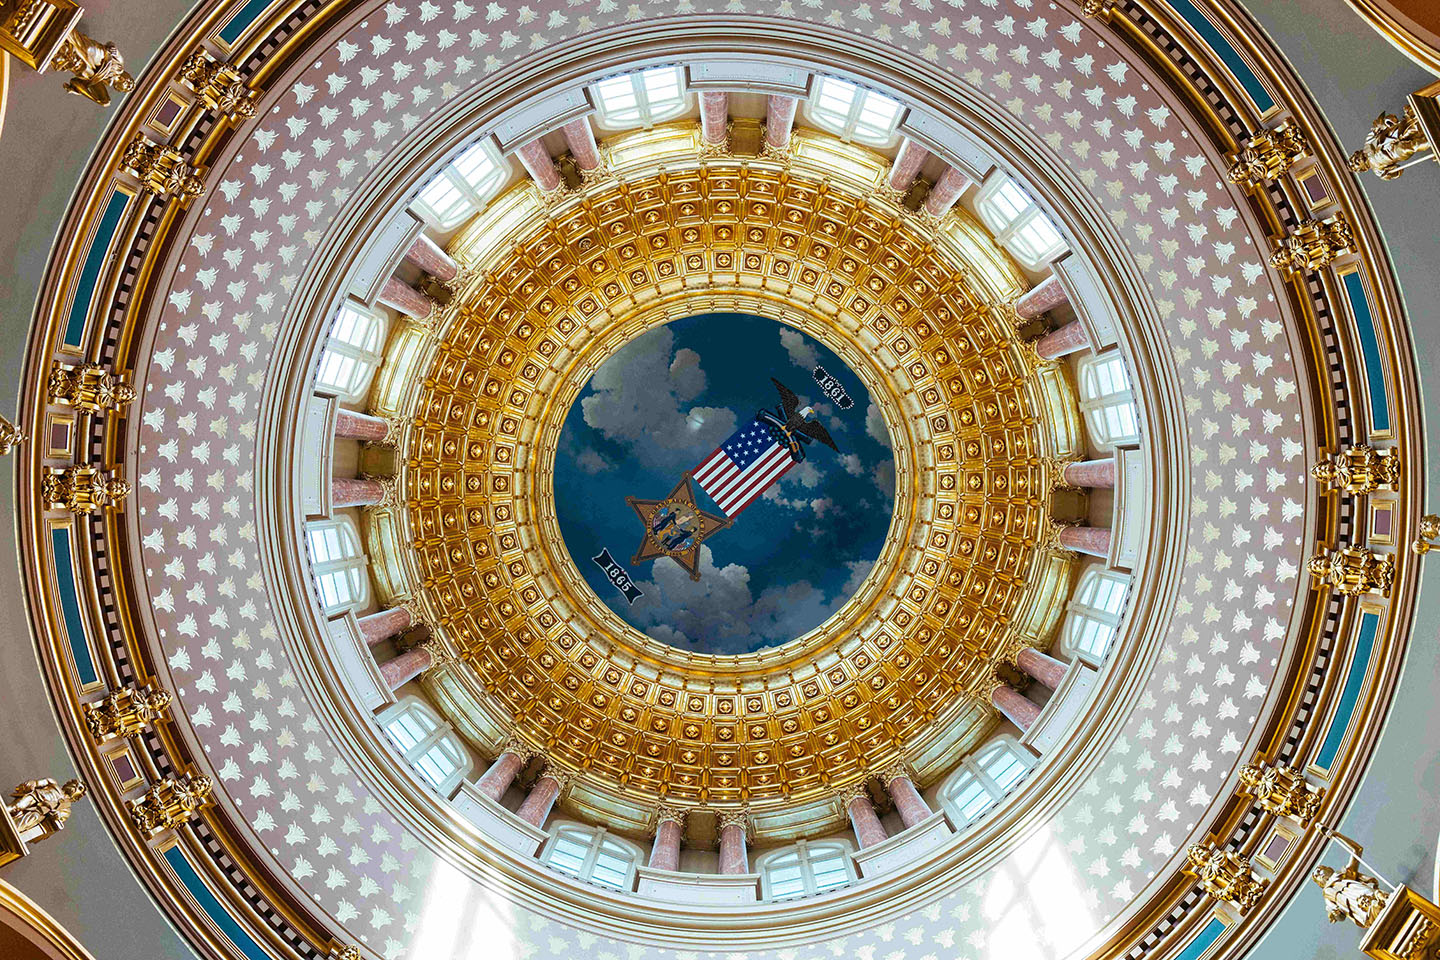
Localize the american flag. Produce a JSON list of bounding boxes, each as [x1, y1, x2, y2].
[[692, 420, 795, 516]]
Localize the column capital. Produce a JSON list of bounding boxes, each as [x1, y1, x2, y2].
[[358, 474, 400, 509], [652, 803, 687, 832], [1040, 519, 1079, 554], [1040, 454, 1081, 493], [537, 764, 580, 792], [877, 761, 914, 788], [500, 736, 538, 763], [715, 808, 750, 833], [832, 784, 872, 809]]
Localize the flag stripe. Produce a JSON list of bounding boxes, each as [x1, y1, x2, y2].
[[714, 444, 791, 511], [726, 456, 795, 515], [707, 441, 785, 505]]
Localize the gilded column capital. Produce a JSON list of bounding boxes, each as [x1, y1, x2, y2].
[[877, 762, 914, 788], [1184, 842, 1267, 916], [652, 803, 687, 831], [1040, 519, 1079, 555], [360, 474, 400, 510], [715, 808, 750, 833], [83, 683, 172, 744], [1041, 454, 1080, 493], [500, 736, 537, 763], [832, 784, 872, 809], [538, 766, 580, 792]]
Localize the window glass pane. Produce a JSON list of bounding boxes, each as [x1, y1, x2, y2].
[[593, 66, 686, 128]]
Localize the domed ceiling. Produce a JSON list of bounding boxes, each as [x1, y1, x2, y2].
[[9, 1, 1423, 960]]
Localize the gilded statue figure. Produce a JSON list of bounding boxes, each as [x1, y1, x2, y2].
[[128, 773, 213, 836], [1227, 122, 1311, 188], [84, 685, 172, 743], [1185, 843, 1267, 915], [42, 466, 131, 514], [47, 361, 137, 413], [0, 413, 24, 455], [49, 29, 135, 105], [1237, 760, 1323, 824], [1349, 106, 1431, 181], [1308, 547, 1395, 597], [7, 778, 86, 843], [1312, 835, 1386, 929], [1311, 444, 1400, 495]]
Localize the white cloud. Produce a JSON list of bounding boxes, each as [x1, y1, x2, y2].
[[839, 453, 865, 476], [575, 448, 612, 474], [778, 327, 820, 371], [872, 460, 896, 501], [865, 402, 892, 448], [580, 326, 737, 468]]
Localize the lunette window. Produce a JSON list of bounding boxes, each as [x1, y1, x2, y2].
[[590, 66, 688, 129], [806, 76, 903, 146]]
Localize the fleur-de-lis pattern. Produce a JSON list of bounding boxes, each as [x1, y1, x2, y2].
[[133, 1, 1307, 958]]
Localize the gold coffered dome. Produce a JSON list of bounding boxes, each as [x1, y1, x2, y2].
[[381, 129, 1079, 812]]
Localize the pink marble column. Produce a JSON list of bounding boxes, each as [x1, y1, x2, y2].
[[845, 791, 889, 849], [648, 811, 685, 872], [515, 137, 561, 192], [403, 233, 459, 282], [889, 138, 930, 192], [717, 813, 749, 874], [515, 769, 570, 827], [378, 276, 433, 319], [357, 606, 414, 647], [765, 95, 798, 151], [332, 476, 386, 508], [1058, 524, 1112, 559], [335, 408, 391, 444], [880, 770, 933, 830], [991, 684, 1041, 731], [700, 91, 729, 145], [474, 746, 531, 801], [380, 643, 434, 691], [1063, 457, 1117, 488], [561, 118, 601, 170], [1016, 647, 1067, 691], [1035, 320, 1091, 360], [1015, 274, 1070, 319], [923, 166, 973, 216]]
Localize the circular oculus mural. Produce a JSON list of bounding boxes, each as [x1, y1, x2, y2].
[[554, 313, 897, 655]]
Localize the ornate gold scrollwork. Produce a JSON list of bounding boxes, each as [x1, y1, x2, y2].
[[46, 361, 136, 414]]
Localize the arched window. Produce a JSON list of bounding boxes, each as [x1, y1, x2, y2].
[[1077, 352, 1141, 447], [378, 697, 472, 793], [806, 76, 903, 146], [974, 173, 1069, 269], [315, 303, 386, 402], [540, 822, 642, 891], [412, 139, 510, 229], [757, 839, 856, 901], [1062, 567, 1130, 664], [590, 66, 688, 129], [938, 737, 1036, 829], [305, 518, 368, 614]]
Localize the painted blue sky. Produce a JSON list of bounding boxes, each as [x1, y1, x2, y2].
[[553, 313, 897, 655]]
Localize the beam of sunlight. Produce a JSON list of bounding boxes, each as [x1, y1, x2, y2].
[[407, 859, 519, 959]]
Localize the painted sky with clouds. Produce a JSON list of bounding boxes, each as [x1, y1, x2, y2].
[[553, 313, 897, 655]]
